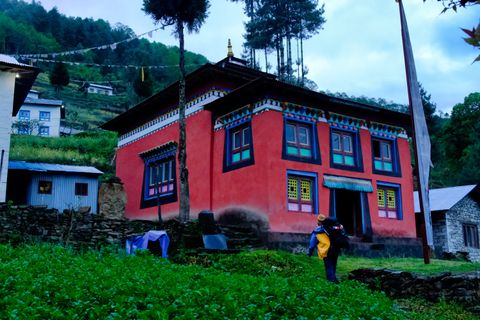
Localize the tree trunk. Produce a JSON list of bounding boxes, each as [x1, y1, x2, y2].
[[300, 33, 305, 86], [264, 47, 268, 72], [177, 20, 190, 223]]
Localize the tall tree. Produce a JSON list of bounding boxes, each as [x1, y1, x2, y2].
[[133, 67, 154, 98], [242, 0, 325, 82], [143, 0, 210, 222], [49, 62, 70, 93]]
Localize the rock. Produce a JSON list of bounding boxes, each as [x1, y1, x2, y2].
[[98, 181, 127, 219]]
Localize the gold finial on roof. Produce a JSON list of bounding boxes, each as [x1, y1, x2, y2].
[[227, 39, 234, 57]]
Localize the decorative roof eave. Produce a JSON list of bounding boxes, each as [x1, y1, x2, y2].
[[139, 141, 177, 160], [369, 121, 407, 139], [204, 77, 411, 133]]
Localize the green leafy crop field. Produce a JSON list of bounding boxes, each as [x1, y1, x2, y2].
[[1, 244, 478, 319]]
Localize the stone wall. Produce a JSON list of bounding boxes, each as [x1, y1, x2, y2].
[[446, 196, 480, 262], [0, 204, 203, 255], [349, 268, 480, 314]]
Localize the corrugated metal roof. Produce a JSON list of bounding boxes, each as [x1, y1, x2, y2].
[[414, 185, 477, 213], [0, 54, 31, 67], [9, 161, 103, 175], [24, 97, 63, 106]]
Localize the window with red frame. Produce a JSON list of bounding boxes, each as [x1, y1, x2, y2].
[[287, 175, 314, 213], [286, 122, 312, 158], [231, 126, 251, 163], [377, 186, 399, 219], [331, 131, 355, 166], [373, 139, 393, 172]]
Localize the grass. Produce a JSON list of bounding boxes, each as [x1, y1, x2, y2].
[[10, 131, 117, 174], [337, 255, 480, 275], [1, 244, 478, 319]]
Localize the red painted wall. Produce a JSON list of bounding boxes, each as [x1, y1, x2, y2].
[[117, 106, 415, 238]]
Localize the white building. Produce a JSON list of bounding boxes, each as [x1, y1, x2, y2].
[[13, 91, 64, 137], [0, 54, 39, 202], [87, 83, 113, 96]]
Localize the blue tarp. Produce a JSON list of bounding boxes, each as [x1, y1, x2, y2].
[[202, 234, 228, 250], [126, 230, 170, 258]]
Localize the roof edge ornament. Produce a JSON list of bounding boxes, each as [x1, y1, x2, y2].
[[227, 39, 234, 58]]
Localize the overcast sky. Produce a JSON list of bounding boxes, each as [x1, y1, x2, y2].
[[37, 0, 479, 114]]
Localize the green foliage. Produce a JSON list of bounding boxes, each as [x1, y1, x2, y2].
[[49, 62, 70, 92], [133, 68, 154, 98], [1, 244, 478, 320], [9, 131, 117, 174]]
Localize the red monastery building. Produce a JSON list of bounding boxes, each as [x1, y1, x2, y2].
[[102, 54, 416, 240]]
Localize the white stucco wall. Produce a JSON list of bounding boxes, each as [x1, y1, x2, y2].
[[0, 71, 16, 202], [13, 104, 61, 137]]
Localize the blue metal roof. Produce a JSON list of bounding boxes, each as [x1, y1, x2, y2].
[[414, 185, 477, 213], [9, 161, 103, 175]]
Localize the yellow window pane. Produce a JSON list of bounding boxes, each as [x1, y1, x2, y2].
[[288, 178, 298, 200], [377, 189, 385, 207], [387, 190, 396, 208], [300, 179, 311, 201]]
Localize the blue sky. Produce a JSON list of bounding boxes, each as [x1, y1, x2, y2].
[[38, 0, 479, 113]]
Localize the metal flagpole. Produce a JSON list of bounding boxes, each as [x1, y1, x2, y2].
[[396, 0, 433, 264]]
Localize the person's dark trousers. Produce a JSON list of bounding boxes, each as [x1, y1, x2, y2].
[[323, 249, 339, 283]]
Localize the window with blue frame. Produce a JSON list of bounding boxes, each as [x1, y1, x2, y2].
[[18, 110, 30, 121], [39, 111, 51, 121], [287, 171, 318, 214], [283, 119, 321, 164], [140, 143, 177, 209], [223, 121, 254, 172], [330, 129, 362, 171], [376, 183, 402, 220], [17, 125, 29, 135], [39, 126, 49, 136], [372, 137, 401, 176]]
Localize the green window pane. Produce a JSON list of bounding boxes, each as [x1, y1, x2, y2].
[[333, 154, 343, 164], [232, 152, 240, 163], [344, 155, 354, 166], [384, 162, 393, 171], [287, 146, 298, 155], [242, 149, 250, 160], [374, 160, 383, 170], [300, 148, 312, 157]]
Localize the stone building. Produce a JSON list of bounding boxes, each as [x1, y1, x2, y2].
[[415, 185, 480, 262]]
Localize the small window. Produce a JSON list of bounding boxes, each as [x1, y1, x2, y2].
[[147, 158, 175, 198], [141, 144, 178, 209], [39, 126, 49, 136], [38, 180, 52, 194], [39, 111, 51, 121], [331, 130, 356, 167], [17, 125, 29, 135], [283, 119, 320, 164], [19, 110, 30, 121], [372, 139, 395, 173], [224, 122, 254, 172], [377, 184, 402, 220], [463, 224, 479, 248], [75, 183, 88, 196], [287, 172, 317, 214]]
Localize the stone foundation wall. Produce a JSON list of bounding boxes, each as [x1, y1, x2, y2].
[[267, 232, 423, 258], [0, 204, 161, 248], [349, 268, 480, 314]]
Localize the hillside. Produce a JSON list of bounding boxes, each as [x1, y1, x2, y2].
[[0, 0, 209, 130]]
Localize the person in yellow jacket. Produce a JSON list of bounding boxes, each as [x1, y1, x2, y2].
[[308, 214, 340, 283]]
